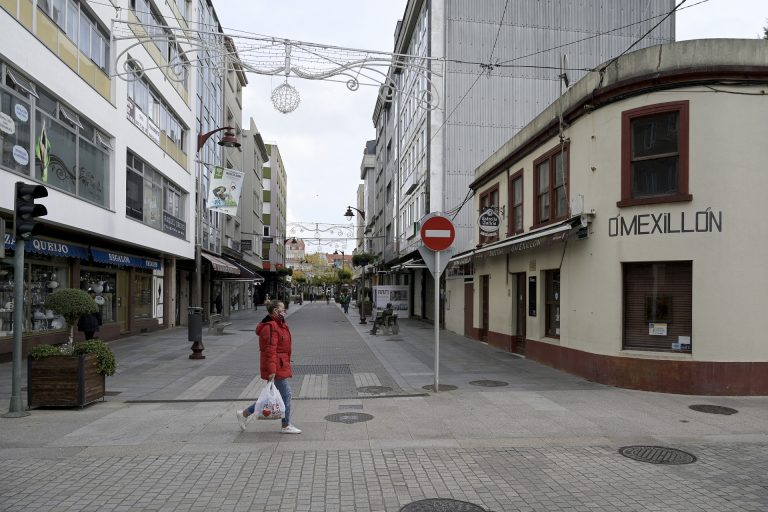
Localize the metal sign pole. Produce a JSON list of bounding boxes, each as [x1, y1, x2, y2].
[[434, 250, 440, 393], [4, 239, 29, 417]]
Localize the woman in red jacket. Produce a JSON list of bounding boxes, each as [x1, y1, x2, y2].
[[236, 301, 301, 434]]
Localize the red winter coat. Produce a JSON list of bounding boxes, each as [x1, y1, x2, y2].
[[256, 314, 292, 380]]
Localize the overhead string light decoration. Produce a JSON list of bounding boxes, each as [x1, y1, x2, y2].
[[110, 16, 443, 114]]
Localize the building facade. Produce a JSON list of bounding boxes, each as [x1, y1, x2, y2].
[[261, 143, 287, 299], [458, 39, 768, 395], [0, 0, 198, 356], [369, 0, 676, 322]]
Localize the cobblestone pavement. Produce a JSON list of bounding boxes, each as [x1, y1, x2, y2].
[[1, 443, 767, 511], [1, 303, 768, 511]]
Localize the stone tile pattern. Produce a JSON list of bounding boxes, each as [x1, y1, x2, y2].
[[1, 443, 767, 511]]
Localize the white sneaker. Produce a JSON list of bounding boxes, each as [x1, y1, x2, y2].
[[235, 409, 249, 431], [281, 424, 302, 434]]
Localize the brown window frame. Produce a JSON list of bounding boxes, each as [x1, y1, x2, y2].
[[545, 269, 560, 339], [532, 143, 569, 228], [479, 184, 499, 244], [507, 169, 524, 236], [618, 100, 692, 208]]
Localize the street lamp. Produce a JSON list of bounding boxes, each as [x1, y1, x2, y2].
[[190, 126, 241, 359], [344, 206, 365, 221]]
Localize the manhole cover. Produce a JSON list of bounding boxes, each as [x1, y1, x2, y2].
[[325, 412, 374, 424], [689, 404, 738, 415], [400, 498, 486, 511], [292, 364, 351, 375], [469, 380, 508, 387], [357, 386, 393, 394], [422, 384, 457, 392], [619, 446, 697, 465]]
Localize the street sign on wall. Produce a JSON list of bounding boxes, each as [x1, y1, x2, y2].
[[420, 215, 455, 251]]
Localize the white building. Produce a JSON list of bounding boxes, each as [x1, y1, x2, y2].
[[370, 0, 676, 321], [459, 39, 768, 395], [1, 0, 198, 355]]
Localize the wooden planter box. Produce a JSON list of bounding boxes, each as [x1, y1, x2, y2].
[[28, 353, 106, 408]]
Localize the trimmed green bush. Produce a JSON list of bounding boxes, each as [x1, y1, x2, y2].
[[44, 288, 98, 344]]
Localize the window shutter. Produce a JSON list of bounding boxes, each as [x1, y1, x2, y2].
[[622, 261, 692, 352]]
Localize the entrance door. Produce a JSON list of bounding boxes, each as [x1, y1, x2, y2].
[[117, 271, 130, 333], [480, 275, 489, 342], [513, 272, 526, 354], [463, 281, 474, 338]]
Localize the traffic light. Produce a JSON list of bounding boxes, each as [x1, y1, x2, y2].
[[14, 182, 48, 240]]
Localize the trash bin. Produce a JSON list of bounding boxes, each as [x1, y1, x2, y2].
[[188, 307, 203, 342]]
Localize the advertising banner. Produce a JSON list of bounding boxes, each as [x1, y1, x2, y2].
[[373, 285, 409, 317], [207, 166, 245, 215]]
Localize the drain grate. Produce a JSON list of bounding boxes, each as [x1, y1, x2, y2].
[[325, 412, 374, 424], [357, 386, 392, 394], [400, 498, 486, 511], [469, 380, 508, 387], [689, 404, 738, 415], [619, 446, 697, 465], [422, 384, 457, 392], [292, 364, 351, 375]]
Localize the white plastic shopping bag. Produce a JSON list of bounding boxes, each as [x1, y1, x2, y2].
[[255, 381, 285, 420]]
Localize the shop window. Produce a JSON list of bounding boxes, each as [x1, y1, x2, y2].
[[619, 101, 691, 207], [622, 261, 692, 352], [479, 184, 499, 244], [0, 89, 32, 175], [508, 170, 523, 236], [0, 262, 69, 337], [533, 144, 569, 227], [80, 270, 117, 325], [545, 269, 560, 338]]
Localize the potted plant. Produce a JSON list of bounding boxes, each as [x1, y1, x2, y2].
[[26, 288, 117, 407]]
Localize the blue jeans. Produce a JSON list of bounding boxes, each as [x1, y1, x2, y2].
[[248, 378, 293, 427]]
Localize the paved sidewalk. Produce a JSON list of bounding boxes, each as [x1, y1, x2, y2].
[[1, 303, 767, 511]]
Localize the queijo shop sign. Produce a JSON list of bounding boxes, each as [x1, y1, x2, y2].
[[478, 208, 501, 233], [608, 208, 722, 237]]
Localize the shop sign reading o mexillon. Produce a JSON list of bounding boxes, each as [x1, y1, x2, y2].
[[478, 208, 501, 233]]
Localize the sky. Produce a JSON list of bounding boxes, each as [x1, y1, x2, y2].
[[212, 0, 767, 253]]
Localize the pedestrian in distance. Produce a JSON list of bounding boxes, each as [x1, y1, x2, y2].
[[341, 293, 350, 313], [213, 293, 223, 314], [236, 301, 301, 434], [77, 289, 103, 340]]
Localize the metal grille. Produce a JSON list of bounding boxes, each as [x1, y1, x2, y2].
[[400, 499, 486, 511], [291, 364, 351, 375], [619, 446, 697, 465], [689, 404, 738, 415]]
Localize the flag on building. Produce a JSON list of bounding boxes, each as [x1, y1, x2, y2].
[[35, 120, 51, 182]]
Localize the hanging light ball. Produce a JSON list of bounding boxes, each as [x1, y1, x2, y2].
[[271, 81, 301, 114]]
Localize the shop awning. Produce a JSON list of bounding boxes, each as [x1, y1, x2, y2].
[[218, 257, 265, 283], [4, 236, 89, 259], [201, 252, 239, 274], [91, 248, 162, 270], [460, 214, 593, 262]]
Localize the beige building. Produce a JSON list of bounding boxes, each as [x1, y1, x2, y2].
[[447, 39, 768, 395]]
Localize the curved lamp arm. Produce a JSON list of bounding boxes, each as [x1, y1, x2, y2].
[[344, 206, 366, 220], [197, 126, 239, 153]]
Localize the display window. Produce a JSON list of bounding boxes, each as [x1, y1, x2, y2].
[[0, 260, 69, 336], [133, 271, 152, 319], [79, 269, 117, 325]]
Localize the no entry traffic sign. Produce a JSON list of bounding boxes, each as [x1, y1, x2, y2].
[[420, 215, 455, 251]]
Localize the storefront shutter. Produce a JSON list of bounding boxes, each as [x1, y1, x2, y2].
[[622, 261, 692, 352]]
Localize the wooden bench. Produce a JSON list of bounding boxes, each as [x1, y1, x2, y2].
[[208, 314, 232, 335]]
